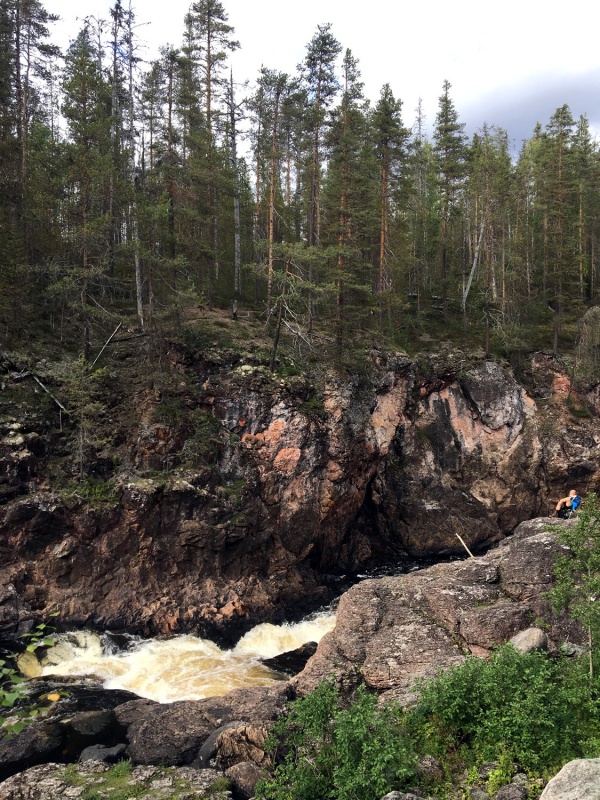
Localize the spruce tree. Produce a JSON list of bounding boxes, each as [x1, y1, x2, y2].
[[299, 23, 341, 330], [300, 23, 341, 248], [184, 0, 239, 307], [545, 104, 576, 353], [571, 115, 598, 300], [407, 101, 440, 315], [321, 49, 371, 355], [13, 0, 59, 252], [464, 125, 514, 352]]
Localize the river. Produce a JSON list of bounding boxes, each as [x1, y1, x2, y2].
[[40, 611, 336, 703]]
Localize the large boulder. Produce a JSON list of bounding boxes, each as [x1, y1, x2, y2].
[[0, 680, 137, 781], [293, 521, 585, 704], [114, 683, 291, 767], [540, 758, 600, 799], [225, 761, 262, 800]]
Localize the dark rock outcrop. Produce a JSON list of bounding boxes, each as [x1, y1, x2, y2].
[[260, 642, 317, 676], [0, 522, 586, 791], [79, 742, 127, 763], [1, 350, 599, 640], [114, 683, 291, 768], [0, 679, 138, 780]]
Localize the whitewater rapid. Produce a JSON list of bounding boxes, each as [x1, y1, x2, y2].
[[40, 612, 336, 703]]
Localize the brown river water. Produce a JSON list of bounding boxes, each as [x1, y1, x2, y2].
[[40, 613, 336, 703]]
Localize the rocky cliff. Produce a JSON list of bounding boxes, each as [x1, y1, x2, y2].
[[1, 341, 599, 642]]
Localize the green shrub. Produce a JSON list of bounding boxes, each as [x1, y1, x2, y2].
[[255, 682, 416, 800], [61, 476, 119, 506], [407, 644, 599, 773], [548, 492, 600, 683], [298, 396, 327, 421], [151, 394, 185, 427], [182, 408, 225, 466], [485, 749, 515, 795]]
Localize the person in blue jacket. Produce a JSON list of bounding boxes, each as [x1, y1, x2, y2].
[[556, 489, 581, 519]]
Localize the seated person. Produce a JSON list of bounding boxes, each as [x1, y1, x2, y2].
[[556, 489, 580, 519]]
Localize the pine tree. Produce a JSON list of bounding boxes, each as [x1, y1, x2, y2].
[[259, 69, 288, 328], [138, 49, 190, 317], [433, 80, 467, 317], [13, 0, 59, 251], [184, 0, 239, 307], [464, 125, 514, 352], [299, 23, 341, 330], [300, 23, 341, 248], [0, 0, 58, 267], [571, 115, 598, 300], [322, 49, 371, 355], [224, 70, 244, 299], [407, 101, 440, 315], [278, 82, 306, 243], [371, 82, 409, 328], [61, 22, 112, 357], [545, 104, 576, 353]]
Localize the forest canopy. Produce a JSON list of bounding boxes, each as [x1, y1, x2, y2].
[[1, 0, 598, 363]]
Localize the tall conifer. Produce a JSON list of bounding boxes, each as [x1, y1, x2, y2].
[[433, 80, 467, 317]]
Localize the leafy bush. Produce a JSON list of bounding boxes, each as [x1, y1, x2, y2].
[[548, 492, 600, 682], [256, 682, 416, 800], [407, 644, 600, 773]]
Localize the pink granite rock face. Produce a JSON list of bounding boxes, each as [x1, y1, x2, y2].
[[0, 351, 598, 640]]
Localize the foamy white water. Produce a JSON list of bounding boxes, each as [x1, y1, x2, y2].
[[41, 613, 336, 703]]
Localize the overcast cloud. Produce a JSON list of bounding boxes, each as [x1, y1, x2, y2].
[[461, 68, 600, 151], [44, 0, 600, 151]]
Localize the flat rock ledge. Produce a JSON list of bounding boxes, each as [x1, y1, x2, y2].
[[292, 517, 583, 704], [0, 761, 231, 800]]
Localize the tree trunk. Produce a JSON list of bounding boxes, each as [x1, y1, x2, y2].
[[378, 156, 388, 328], [265, 84, 282, 332], [229, 73, 241, 298], [269, 262, 288, 372]]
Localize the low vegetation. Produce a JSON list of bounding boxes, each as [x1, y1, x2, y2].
[[257, 683, 415, 800], [59, 761, 231, 800], [256, 647, 599, 800], [257, 499, 600, 800]]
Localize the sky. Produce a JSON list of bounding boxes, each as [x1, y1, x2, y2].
[[43, 0, 600, 150]]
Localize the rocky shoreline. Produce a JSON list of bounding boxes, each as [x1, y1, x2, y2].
[[0, 518, 591, 799]]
